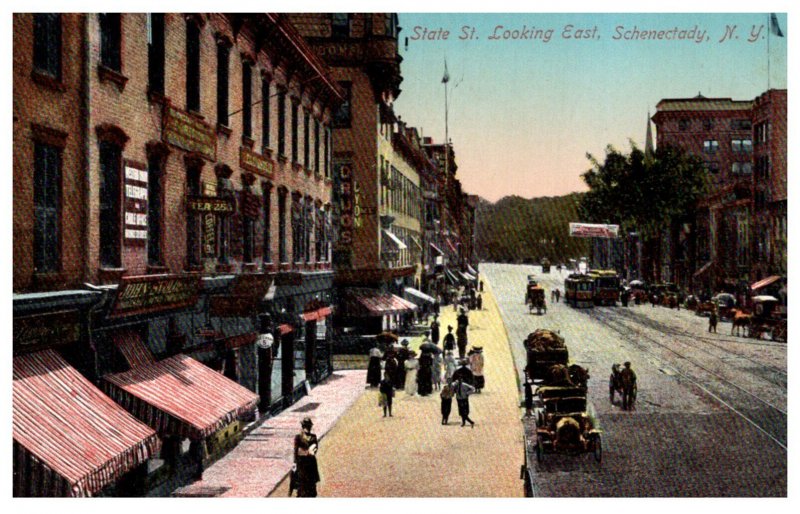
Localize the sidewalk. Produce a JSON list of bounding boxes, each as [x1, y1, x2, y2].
[[172, 369, 367, 497], [270, 279, 525, 497]]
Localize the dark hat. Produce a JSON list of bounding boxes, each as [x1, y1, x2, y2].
[[447, 325, 453, 330], [624, 361, 631, 367], [473, 346, 483, 352], [401, 339, 410, 346], [301, 417, 313, 428]]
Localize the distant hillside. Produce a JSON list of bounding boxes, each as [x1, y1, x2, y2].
[[475, 193, 590, 264]]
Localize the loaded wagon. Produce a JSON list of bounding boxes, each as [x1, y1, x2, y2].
[[524, 329, 568, 383]]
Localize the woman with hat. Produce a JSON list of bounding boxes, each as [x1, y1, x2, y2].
[[469, 346, 485, 393], [443, 350, 457, 383], [394, 339, 410, 390], [366, 342, 384, 388], [293, 417, 320, 497], [404, 350, 420, 396]]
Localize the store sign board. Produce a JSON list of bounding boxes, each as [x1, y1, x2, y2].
[[108, 274, 201, 318], [14, 310, 81, 354], [569, 222, 619, 239], [163, 104, 216, 161], [187, 196, 235, 213], [240, 146, 273, 177]]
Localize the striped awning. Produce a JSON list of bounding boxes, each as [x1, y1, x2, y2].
[[112, 331, 156, 368], [461, 271, 477, 282], [445, 269, 461, 286], [403, 287, 436, 306], [467, 264, 479, 276], [751, 275, 781, 291], [445, 238, 458, 254], [103, 354, 259, 440], [13, 350, 160, 497], [382, 229, 408, 250], [349, 290, 417, 316], [430, 243, 444, 256]]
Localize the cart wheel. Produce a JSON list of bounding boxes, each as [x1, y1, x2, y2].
[[536, 437, 544, 463], [593, 436, 602, 463]]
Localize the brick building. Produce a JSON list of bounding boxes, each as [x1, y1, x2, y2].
[[13, 13, 342, 496], [652, 90, 787, 298]]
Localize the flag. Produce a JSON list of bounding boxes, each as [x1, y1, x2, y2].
[[770, 13, 784, 37], [442, 59, 450, 84]]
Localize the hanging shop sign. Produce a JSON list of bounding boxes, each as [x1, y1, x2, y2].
[[162, 104, 216, 161], [201, 182, 217, 258], [187, 196, 235, 213], [123, 161, 148, 245], [240, 146, 273, 177], [209, 273, 274, 318], [108, 274, 202, 319], [13, 310, 82, 355]]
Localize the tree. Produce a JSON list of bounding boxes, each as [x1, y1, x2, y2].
[[579, 143, 707, 240]]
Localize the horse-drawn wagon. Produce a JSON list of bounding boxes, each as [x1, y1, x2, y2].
[[525, 275, 546, 315], [749, 295, 787, 341]]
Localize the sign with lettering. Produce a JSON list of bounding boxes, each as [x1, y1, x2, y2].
[[315, 41, 364, 64], [335, 161, 355, 249], [124, 163, 148, 245], [187, 196, 235, 213], [569, 222, 619, 239], [163, 104, 216, 161], [202, 183, 217, 257], [13, 310, 81, 355], [240, 146, 273, 177], [108, 274, 202, 318]]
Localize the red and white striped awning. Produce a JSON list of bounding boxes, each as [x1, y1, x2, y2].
[[750, 275, 781, 291], [103, 354, 259, 440], [112, 331, 156, 368], [350, 290, 417, 316], [13, 350, 160, 497]]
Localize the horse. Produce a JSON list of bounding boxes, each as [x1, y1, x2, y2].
[[730, 309, 752, 337]]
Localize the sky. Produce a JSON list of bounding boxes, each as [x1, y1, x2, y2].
[[393, 12, 788, 202]]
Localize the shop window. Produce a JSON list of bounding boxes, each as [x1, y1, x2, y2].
[[242, 61, 252, 138], [261, 77, 271, 151], [216, 42, 230, 127], [333, 82, 351, 128], [147, 14, 165, 96], [33, 14, 61, 80], [185, 18, 201, 113], [99, 141, 122, 267], [703, 140, 719, 154], [278, 92, 286, 157], [33, 142, 61, 273], [99, 13, 121, 72]]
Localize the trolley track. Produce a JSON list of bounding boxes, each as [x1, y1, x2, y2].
[[591, 309, 787, 449]]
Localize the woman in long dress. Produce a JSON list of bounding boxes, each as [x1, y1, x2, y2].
[[366, 345, 383, 387], [417, 351, 433, 396], [469, 346, 485, 392], [404, 351, 419, 396], [432, 351, 443, 390]]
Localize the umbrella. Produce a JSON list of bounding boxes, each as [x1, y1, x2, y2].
[[419, 341, 443, 355], [712, 293, 736, 307], [629, 280, 645, 287]]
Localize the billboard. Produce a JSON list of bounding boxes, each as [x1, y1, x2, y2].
[[569, 223, 619, 239]]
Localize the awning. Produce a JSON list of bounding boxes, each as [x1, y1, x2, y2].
[[467, 264, 479, 276], [445, 238, 458, 254], [693, 261, 713, 278], [303, 306, 332, 322], [430, 243, 444, 256], [445, 269, 461, 286], [382, 229, 407, 250], [13, 350, 160, 497], [112, 331, 156, 368], [461, 271, 477, 282], [403, 287, 436, 306], [103, 354, 259, 440], [348, 290, 417, 316], [751, 275, 781, 291], [410, 236, 423, 251]]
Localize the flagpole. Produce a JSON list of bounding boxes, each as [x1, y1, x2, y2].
[[767, 13, 771, 91]]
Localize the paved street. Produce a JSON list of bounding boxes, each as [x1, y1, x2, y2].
[[484, 263, 787, 497], [271, 278, 524, 497]]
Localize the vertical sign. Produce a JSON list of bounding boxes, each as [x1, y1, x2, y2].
[[203, 182, 217, 257], [124, 164, 148, 245]]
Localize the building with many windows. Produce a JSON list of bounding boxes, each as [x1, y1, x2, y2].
[[13, 13, 342, 496]]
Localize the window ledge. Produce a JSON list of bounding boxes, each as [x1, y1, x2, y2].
[[241, 135, 255, 148], [97, 65, 128, 92], [147, 90, 167, 105], [31, 70, 66, 92], [187, 110, 205, 121], [217, 124, 233, 137], [262, 262, 277, 272], [216, 262, 235, 273], [314, 172, 323, 182], [147, 264, 169, 275], [97, 267, 127, 285], [242, 263, 259, 273]]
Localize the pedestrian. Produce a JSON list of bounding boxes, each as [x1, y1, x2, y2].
[[440, 382, 454, 425], [479, 280, 484, 292], [555, 288, 560, 303], [476, 294, 483, 310], [383, 349, 399, 389], [456, 309, 469, 359], [417, 349, 433, 396], [394, 340, 410, 390], [379, 372, 395, 417], [452, 358, 475, 386], [524, 377, 533, 417], [430, 315, 441, 345], [432, 351, 443, 390], [435, 295, 442, 315], [620, 361, 637, 411], [453, 378, 476, 427], [469, 346, 485, 393], [443, 350, 457, 383], [293, 417, 321, 497], [443, 325, 455, 352], [366, 343, 383, 388], [404, 351, 419, 396], [709, 309, 718, 333]]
